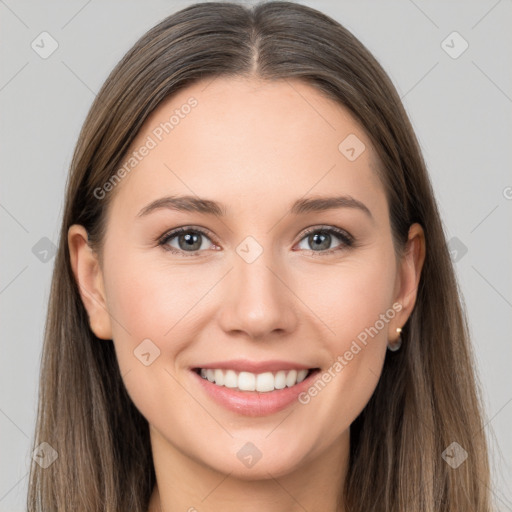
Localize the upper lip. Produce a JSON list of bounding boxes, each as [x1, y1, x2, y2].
[[192, 359, 317, 373]]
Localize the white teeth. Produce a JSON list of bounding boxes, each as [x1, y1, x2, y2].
[[274, 370, 287, 389], [297, 369, 308, 383], [286, 369, 298, 387], [238, 371, 256, 391], [198, 368, 311, 392], [224, 369, 238, 388], [256, 372, 274, 392], [214, 369, 224, 386]]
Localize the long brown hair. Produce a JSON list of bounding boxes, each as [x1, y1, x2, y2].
[[27, 2, 494, 510]]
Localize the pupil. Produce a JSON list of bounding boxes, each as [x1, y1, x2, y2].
[[311, 232, 330, 250], [181, 233, 200, 250]]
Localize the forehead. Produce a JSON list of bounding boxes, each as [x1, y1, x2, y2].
[[108, 76, 385, 222]]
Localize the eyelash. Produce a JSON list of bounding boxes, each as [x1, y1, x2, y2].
[[157, 225, 355, 257]]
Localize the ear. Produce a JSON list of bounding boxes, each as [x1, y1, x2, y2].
[[390, 223, 426, 341], [68, 224, 112, 340]]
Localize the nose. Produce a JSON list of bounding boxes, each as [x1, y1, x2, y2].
[[216, 250, 299, 341]]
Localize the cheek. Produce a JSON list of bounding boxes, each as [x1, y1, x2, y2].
[[101, 253, 200, 420], [105, 239, 397, 364], [102, 249, 219, 387], [296, 251, 396, 350], [105, 251, 204, 339], [291, 252, 397, 445], [294, 248, 396, 407]]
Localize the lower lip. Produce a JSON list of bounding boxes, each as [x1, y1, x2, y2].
[[191, 369, 320, 417]]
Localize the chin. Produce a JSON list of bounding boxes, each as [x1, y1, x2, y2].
[[200, 442, 308, 480]]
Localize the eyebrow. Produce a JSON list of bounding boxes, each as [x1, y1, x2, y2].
[[137, 194, 373, 221]]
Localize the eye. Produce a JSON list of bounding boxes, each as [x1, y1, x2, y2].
[[157, 225, 354, 257], [295, 226, 354, 254], [158, 227, 217, 256]]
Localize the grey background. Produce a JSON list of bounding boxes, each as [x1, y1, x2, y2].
[[1, 0, 511, 510]]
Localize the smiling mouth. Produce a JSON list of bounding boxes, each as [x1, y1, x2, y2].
[[193, 367, 320, 393]]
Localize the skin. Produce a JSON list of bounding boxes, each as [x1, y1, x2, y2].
[[68, 76, 425, 512]]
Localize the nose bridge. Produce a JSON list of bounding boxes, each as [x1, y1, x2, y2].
[[217, 237, 298, 339]]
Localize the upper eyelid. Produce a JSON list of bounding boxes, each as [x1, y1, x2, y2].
[[301, 225, 352, 240], [159, 225, 216, 244]]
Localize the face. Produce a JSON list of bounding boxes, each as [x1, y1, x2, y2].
[[69, 76, 424, 481]]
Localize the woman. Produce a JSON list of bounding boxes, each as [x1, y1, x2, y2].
[[27, 2, 493, 511]]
